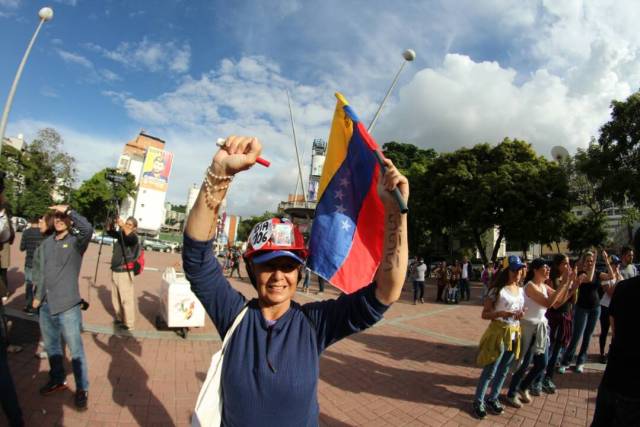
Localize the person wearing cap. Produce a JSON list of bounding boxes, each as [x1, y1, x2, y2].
[[505, 258, 572, 408], [182, 136, 409, 426], [472, 255, 526, 419], [598, 251, 623, 364]]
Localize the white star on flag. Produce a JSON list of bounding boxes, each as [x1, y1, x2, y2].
[[335, 189, 344, 200], [341, 219, 351, 231], [339, 177, 349, 187], [336, 204, 346, 214]]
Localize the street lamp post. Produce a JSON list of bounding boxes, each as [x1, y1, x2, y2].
[[368, 49, 416, 214], [0, 6, 54, 158]]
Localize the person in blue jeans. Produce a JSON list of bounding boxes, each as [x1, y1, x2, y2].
[[32, 205, 92, 410], [559, 251, 599, 373], [506, 259, 572, 408], [473, 256, 526, 419]]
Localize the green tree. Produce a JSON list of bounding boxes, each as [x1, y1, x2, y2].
[[236, 211, 278, 241], [71, 168, 137, 226], [383, 142, 437, 256], [580, 92, 640, 207], [564, 212, 608, 253], [418, 138, 571, 264]]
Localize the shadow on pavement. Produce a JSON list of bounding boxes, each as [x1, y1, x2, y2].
[[5, 315, 71, 425], [320, 348, 603, 415], [348, 333, 477, 367], [93, 334, 173, 425]]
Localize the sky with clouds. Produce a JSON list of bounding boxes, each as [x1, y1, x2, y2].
[[1, 0, 639, 217]]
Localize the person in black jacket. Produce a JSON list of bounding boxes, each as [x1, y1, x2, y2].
[[106, 217, 139, 331]]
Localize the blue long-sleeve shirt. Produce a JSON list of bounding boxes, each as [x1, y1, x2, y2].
[[182, 234, 388, 427]]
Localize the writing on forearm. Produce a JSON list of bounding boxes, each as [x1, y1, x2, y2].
[[382, 213, 401, 272]]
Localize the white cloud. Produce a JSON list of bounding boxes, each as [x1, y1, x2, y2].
[[106, 56, 334, 216], [0, 0, 20, 9], [53, 0, 78, 6], [86, 38, 191, 74], [57, 49, 93, 69], [56, 48, 120, 83]]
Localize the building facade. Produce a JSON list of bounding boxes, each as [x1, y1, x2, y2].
[[117, 131, 174, 236]]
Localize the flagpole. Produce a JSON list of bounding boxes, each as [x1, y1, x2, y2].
[[287, 90, 307, 204], [367, 49, 415, 214]]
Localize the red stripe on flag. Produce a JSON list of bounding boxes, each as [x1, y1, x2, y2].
[[331, 163, 384, 293]]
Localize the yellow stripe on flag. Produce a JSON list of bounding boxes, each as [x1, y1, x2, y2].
[[318, 92, 353, 200]]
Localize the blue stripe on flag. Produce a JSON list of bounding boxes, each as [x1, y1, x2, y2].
[[309, 125, 377, 279]]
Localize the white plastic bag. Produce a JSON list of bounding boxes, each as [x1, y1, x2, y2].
[[191, 306, 248, 427]]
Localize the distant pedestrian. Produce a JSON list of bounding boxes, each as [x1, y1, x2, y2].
[[619, 246, 637, 279], [435, 261, 447, 302], [19, 217, 44, 314], [32, 205, 93, 410], [228, 249, 242, 278], [591, 275, 640, 426], [460, 256, 472, 301], [412, 257, 427, 304], [106, 217, 140, 331], [472, 256, 526, 419], [480, 264, 492, 300]]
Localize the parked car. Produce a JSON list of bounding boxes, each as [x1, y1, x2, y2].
[[91, 233, 116, 246], [142, 238, 172, 252], [163, 240, 182, 253], [10, 216, 27, 232]]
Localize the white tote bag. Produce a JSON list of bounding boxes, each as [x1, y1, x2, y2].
[[191, 305, 248, 427]]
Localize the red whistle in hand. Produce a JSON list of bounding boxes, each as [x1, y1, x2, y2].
[[216, 138, 270, 167]]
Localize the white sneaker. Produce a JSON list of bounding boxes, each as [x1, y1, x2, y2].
[[557, 365, 569, 374], [505, 395, 522, 408], [575, 364, 584, 373], [518, 389, 532, 403]]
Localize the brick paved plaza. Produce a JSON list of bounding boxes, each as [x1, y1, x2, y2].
[[2, 237, 601, 426]]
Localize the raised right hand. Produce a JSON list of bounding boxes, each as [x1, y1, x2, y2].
[[212, 136, 262, 176]]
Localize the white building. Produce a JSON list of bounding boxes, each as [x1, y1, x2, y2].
[[185, 183, 199, 219], [117, 131, 174, 236]]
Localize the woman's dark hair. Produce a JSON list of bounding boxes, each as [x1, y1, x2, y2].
[[549, 253, 568, 287], [524, 258, 546, 283], [42, 212, 56, 236], [488, 268, 514, 301]]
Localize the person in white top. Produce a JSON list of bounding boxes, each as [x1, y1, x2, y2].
[[505, 258, 572, 408], [411, 257, 428, 304], [472, 256, 527, 420], [599, 252, 623, 364], [460, 256, 472, 301]]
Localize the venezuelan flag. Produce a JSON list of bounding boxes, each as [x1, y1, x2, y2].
[[308, 93, 385, 294]]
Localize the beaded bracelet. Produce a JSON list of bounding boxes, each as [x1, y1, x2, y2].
[[206, 166, 234, 181]]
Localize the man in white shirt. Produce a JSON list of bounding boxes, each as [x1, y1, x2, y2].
[[619, 246, 638, 280], [460, 256, 472, 301], [412, 257, 428, 304]]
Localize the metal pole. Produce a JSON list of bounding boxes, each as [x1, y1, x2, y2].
[[287, 90, 307, 203], [366, 49, 415, 214], [368, 60, 408, 134], [0, 14, 50, 158]]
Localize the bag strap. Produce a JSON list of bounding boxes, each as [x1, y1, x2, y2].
[[221, 304, 249, 355]]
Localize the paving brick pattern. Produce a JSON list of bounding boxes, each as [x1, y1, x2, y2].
[[2, 237, 601, 426]]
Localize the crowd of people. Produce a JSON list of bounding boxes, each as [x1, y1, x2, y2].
[[469, 250, 638, 426]]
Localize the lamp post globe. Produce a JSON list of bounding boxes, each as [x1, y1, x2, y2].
[[402, 49, 416, 62], [38, 7, 54, 21]]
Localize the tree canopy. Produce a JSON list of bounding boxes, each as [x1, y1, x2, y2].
[[71, 168, 137, 226]]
